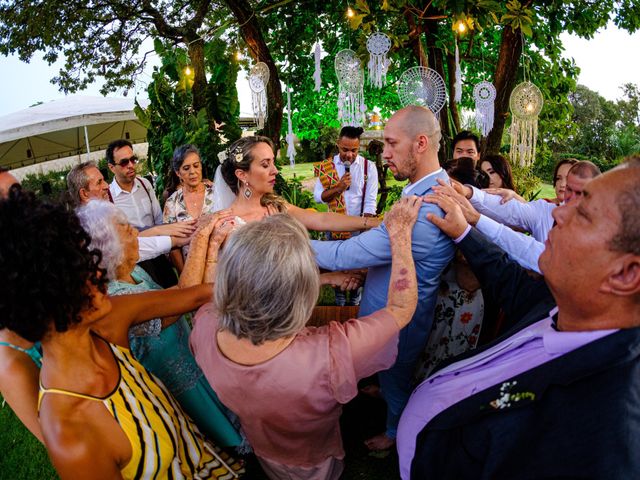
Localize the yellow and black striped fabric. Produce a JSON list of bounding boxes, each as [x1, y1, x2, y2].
[[39, 340, 243, 479]]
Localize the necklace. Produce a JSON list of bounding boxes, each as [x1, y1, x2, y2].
[[184, 184, 204, 212]]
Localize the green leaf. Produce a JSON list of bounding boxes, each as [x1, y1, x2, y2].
[[354, 0, 370, 14], [349, 13, 367, 30]]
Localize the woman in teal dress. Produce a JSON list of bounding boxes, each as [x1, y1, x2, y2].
[[77, 199, 244, 448], [0, 328, 43, 441]]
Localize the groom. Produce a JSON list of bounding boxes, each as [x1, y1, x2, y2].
[[312, 105, 454, 449]]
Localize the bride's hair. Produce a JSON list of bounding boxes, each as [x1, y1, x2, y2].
[[220, 136, 286, 212]]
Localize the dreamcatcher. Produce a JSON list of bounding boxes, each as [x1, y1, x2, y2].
[[248, 62, 269, 129], [366, 32, 391, 89], [397, 67, 447, 117], [313, 42, 322, 92], [473, 81, 496, 137], [285, 84, 296, 166], [509, 81, 543, 166], [335, 49, 366, 127]]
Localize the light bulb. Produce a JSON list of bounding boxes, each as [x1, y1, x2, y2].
[[457, 21, 466, 33], [185, 66, 192, 76], [346, 6, 355, 18], [526, 103, 534, 112], [236, 51, 243, 61]]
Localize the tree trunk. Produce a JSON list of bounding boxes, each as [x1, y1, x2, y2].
[[425, 23, 451, 164], [186, 38, 208, 115], [225, 0, 283, 149], [483, 25, 524, 155], [403, 11, 428, 67], [446, 51, 461, 133]]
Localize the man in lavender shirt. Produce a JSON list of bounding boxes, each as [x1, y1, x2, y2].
[[397, 160, 640, 479]]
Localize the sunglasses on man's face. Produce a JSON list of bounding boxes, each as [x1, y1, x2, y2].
[[113, 156, 138, 167]]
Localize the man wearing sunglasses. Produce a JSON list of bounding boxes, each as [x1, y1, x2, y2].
[[107, 139, 196, 287], [107, 139, 164, 230]]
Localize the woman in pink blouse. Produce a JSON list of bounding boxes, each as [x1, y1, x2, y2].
[[191, 197, 421, 480]]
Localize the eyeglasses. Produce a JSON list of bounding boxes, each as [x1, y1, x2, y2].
[[113, 156, 138, 167]]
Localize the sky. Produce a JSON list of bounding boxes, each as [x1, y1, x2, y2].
[[0, 23, 639, 117]]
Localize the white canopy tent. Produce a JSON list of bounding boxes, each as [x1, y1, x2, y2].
[[0, 95, 148, 170]]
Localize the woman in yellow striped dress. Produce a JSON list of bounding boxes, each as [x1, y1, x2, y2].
[[0, 189, 243, 480]]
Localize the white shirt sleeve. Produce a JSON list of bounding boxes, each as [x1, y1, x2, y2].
[[469, 186, 554, 242], [476, 215, 544, 273], [363, 160, 378, 215], [313, 177, 326, 204], [137, 236, 172, 262]]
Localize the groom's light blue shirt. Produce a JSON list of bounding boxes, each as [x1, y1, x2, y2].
[[312, 168, 454, 353]]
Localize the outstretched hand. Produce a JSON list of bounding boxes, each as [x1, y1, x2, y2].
[[384, 195, 422, 238], [430, 178, 481, 226], [154, 219, 197, 238], [320, 270, 365, 291], [483, 187, 526, 204], [424, 193, 469, 239], [210, 215, 237, 247], [192, 210, 235, 244]]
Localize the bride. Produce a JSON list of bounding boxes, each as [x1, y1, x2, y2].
[[213, 136, 380, 232]]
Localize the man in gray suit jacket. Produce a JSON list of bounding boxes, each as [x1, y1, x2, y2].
[[312, 106, 454, 449]]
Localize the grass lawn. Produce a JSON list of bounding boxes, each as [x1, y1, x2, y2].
[[0, 396, 58, 479]]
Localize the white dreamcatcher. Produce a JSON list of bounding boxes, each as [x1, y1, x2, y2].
[[313, 42, 322, 92], [367, 32, 391, 89], [473, 81, 496, 137], [248, 62, 269, 129], [397, 66, 447, 117], [335, 49, 366, 127], [509, 81, 543, 166], [285, 84, 296, 166]]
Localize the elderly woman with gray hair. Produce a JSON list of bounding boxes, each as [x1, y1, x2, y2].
[[76, 200, 244, 449], [191, 196, 422, 480]]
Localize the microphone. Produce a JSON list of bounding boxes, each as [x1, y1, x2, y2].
[[343, 161, 351, 190]]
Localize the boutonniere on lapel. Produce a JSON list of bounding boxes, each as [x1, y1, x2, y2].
[[488, 381, 535, 410]]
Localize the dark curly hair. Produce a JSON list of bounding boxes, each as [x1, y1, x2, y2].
[[0, 189, 108, 342]]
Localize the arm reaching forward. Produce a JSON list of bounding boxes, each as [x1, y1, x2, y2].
[[382, 196, 421, 328]]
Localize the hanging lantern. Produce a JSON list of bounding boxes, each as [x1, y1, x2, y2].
[[473, 81, 496, 137], [509, 81, 543, 166], [248, 62, 270, 130], [366, 32, 391, 89]]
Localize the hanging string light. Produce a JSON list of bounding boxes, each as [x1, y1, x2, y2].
[[184, 66, 192, 76], [346, 6, 355, 18]]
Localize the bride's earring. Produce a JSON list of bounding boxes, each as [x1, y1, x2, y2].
[[243, 181, 252, 199]]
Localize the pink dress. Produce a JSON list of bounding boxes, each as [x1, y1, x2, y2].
[[190, 303, 399, 477]]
